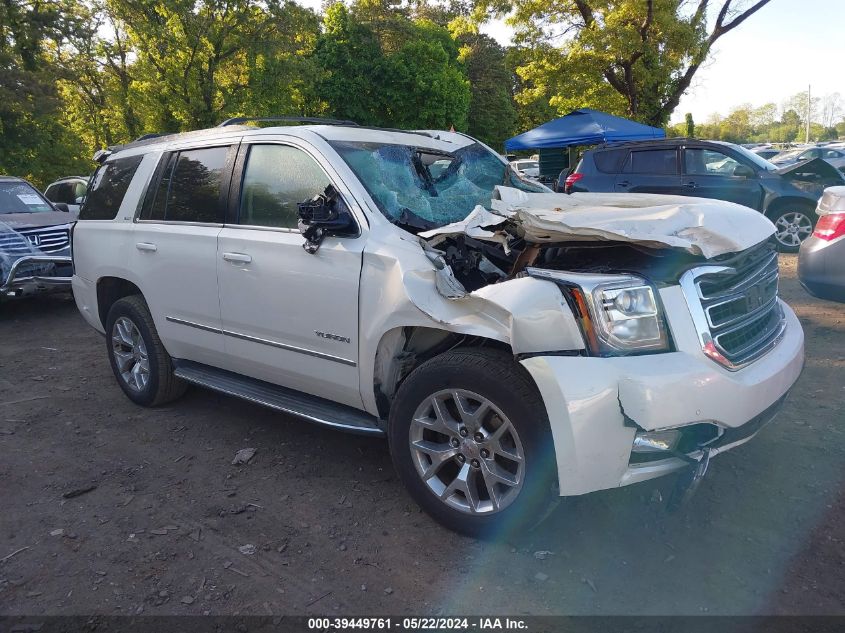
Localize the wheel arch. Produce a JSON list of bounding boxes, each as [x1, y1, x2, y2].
[[371, 325, 514, 420], [96, 276, 143, 329], [764, 196, 817, 220]]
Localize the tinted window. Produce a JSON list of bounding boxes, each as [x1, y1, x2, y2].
[[623, 149, 678, 174], [823, 149, 843, 158], [593, 149, 627, 173], [239, 145, 332, 229], [165, 147, 229, 223], [0, 181, 52, 214], [45, 183, 74, 204], [684, 148, 740, 175], [141, 153, 177, 221], [80, 155, 143, 220]]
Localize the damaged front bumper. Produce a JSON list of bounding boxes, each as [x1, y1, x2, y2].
[[1, 254, 73, 298], [519, 299, 804, 496]]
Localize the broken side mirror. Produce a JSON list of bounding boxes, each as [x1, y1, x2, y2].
[[297, 185, 356, 254], [733, 165, 755, 179]]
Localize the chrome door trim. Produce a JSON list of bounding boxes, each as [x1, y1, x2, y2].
[[165, 316, 357, 367]]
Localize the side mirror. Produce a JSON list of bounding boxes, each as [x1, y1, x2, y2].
[[297, 185, 356, 254], [733, 165, 755, 179], [54, 202, 70, 212]]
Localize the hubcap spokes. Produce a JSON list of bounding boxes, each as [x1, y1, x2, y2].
[[112, 317, 149, 392], [775, 212, 813, 247], [410, 389, 524, 515]]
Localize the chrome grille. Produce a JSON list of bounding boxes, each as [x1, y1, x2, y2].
[[681, 245, 787, 370], [0, 225, 70, 255]]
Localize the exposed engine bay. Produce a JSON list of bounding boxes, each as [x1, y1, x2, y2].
[[412, 186, 777, 297]]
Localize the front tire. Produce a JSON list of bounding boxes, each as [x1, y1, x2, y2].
[[768, 204, 817, 253], [388, 348, 557, 537], [105, 295, 187, 407]]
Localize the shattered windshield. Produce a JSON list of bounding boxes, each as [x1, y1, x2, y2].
[[0, 181, 53, 214], [330, 140, 545, 228]]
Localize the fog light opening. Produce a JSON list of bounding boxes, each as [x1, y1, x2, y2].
[[632, 430, 681, 453]]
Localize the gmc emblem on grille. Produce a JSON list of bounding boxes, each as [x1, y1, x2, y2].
[[745, 284, 765, 311], [27, 234, 41, 247]]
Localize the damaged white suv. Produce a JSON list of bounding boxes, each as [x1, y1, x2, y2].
[[72, 119, 804, 535]]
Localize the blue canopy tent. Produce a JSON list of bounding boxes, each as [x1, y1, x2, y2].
[[504, 108, 665, 152]]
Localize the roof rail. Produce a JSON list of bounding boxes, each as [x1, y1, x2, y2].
[[133, 133, 167, 142], [218, 116, 358, 128]]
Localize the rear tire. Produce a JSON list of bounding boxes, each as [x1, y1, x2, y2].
[[105, 295, 187, 407], [388, 348, 557, 538]]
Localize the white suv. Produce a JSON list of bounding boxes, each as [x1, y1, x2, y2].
[[71, 119, 804, 535]]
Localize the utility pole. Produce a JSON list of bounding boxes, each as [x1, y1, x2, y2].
[[806, 84, 811, 143]]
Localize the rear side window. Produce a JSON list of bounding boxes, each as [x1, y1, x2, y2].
[[142, 146, 230, 223], [593, 149, 626, 173], [80, 155, 143, 220], [622, 149, 678, 174]]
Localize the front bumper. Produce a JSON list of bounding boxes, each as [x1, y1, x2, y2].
[[520, 298, 804, 496], [1, 255, 73, 298]]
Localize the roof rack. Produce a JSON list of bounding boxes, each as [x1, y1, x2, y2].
[[218, 116, 358, 127], [133, 133, 167, 142]]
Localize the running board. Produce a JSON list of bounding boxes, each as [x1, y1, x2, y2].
[[172, 360, 384, 436]]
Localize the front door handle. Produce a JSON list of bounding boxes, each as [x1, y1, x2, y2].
[[135, 242, 157, 252], [617, 180, 631, 188], [222, 252, 252, 264], [684, 181, 699, 189]]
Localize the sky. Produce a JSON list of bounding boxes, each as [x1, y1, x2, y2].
[[297, 0, 845, 125]]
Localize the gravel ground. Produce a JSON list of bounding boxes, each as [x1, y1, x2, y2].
[[0, 254, 842, 616]]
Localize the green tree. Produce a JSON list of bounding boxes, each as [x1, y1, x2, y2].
[[314, 3, 388, 125], [684, 112, 694, 137], [315, 3, 470, 130], [0, 0, 91, 186], [476, 0, 773, 126], [457, 32, 516, 148], [106, 0, 316, 130]]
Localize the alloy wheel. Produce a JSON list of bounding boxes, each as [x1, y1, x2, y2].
[[111, 316, 150, 392], [774, 211, 813, 248], [409, 389, 525, 515]]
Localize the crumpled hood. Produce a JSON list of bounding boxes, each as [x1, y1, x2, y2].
[[420, 186, 776, 259], [774, 156, 839, 177], [0, 212, 74, 230]]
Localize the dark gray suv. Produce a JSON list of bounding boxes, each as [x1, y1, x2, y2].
[[562, 139, 845, 252]]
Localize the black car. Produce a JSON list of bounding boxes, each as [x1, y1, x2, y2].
[[561, 139, 845, 252]]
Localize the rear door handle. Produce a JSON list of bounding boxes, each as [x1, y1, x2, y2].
[[135, 242, 157, 252], [684, 181, 698, 189], [222, 252, 252, 264], [617, 180, 631, 187]]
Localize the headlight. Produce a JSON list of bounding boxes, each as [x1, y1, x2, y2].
[[526, 269, 671, 355], [591, 282, 667, 352]]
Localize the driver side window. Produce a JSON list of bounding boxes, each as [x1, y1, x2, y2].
[[239, 144, 332, 229], [684, 148, 739, 175]]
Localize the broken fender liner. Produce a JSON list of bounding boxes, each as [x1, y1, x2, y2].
[[420, 187, 776, 260]]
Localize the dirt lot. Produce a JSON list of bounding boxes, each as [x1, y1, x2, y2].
[[1, 254, 843, 616]]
